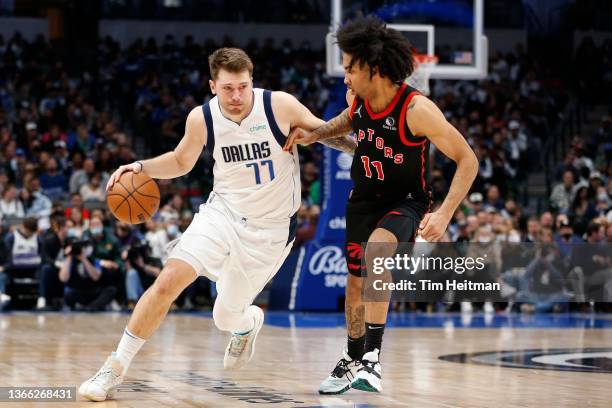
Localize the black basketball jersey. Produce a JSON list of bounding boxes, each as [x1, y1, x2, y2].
[[348, 83, 431, 204]]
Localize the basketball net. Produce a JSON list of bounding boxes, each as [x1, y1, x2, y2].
[[407, 54, 438, 96]]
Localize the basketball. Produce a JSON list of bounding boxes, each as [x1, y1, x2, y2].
[[106, 171, 160, 224]]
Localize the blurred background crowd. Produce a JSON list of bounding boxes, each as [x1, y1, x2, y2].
[[0, 0, 610, 313]]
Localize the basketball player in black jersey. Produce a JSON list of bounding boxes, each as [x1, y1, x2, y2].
[[284, 16, 478, 393]]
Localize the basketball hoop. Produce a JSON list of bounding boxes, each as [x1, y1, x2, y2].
[[407, 54, 438, 96]]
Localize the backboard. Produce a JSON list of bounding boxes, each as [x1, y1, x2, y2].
[[326, 0, 488, 80]]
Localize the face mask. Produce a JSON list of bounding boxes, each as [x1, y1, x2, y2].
[[508, 234, 521, 243], [167, 224, 179, 236], [478, 236, 491, 243], [90, 227, 103, 236], [562, 233, 572, 240], [67, 228, 78, 238]]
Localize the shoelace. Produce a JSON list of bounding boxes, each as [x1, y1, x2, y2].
[[331, 358, 359, 379], [91, 364, 120, 386], [228, 335, 249, 357]]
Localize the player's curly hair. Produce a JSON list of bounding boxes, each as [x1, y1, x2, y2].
[[336, 16, 414, 83]]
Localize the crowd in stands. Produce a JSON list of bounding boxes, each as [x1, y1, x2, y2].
[[0, 30, 609, 313]]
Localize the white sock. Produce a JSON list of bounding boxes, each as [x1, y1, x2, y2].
[[115, 328, 146, 375]]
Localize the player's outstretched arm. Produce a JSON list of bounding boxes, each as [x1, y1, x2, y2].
[[282, 108, 353, 152], [106, 107, 207, 190], [408, 96, 478, 242], [274, 91, 354, 153]]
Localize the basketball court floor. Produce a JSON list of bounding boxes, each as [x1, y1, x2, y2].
[[1, 311, 611, 407]]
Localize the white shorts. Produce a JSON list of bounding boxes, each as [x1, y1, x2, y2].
[[167, 192, 296, 306]]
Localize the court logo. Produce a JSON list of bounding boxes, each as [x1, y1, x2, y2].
[[383, 116, 397, 131], [439, 348, 612, 373]]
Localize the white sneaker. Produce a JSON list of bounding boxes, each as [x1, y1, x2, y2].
[[351, 349, 382, 392], [223, 305, 264, 370], [484, 301, 495, 314], [318, 348, 361, 395], [79, 352, 124, 401]]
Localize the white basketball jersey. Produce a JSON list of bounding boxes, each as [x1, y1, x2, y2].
[[12, 230, 41, 267], [203, 88, 301, 220]]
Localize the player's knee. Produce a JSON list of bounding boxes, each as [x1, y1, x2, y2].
[[365, 231, 397, 265], [212, 302, 239, 332]]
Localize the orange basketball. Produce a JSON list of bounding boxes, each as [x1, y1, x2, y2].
[[106, 171, 160, 224]]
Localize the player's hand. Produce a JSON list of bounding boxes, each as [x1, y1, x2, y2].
[[283, 127, 319, 152], [418, 211, 451, 242], [106, 162, 142, 191]]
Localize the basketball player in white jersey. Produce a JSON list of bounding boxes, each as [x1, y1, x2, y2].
[[79, 48, 356, 402]]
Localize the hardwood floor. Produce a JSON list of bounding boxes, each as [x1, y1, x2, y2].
[[0, 312, 610, 407]]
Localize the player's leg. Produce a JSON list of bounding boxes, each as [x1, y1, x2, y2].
[[79, 259, 197, 401], [215, 277, 265, 370], [351, 201, 426, 392], [219, 227, 294, 370], [319, 208, 371, 395], [350, 227, 396, 393]]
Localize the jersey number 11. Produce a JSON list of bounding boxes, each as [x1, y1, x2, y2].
[[361, 156, 385, 180]]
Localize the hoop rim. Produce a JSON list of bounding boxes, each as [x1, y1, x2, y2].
[[414, 54, 439, 65]]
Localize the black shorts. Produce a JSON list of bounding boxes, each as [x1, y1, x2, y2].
[[345, 197, 428, 277]]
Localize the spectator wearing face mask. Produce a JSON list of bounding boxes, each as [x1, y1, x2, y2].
[[165, 219, 181, 241], [68, 207, 87, 238], [82, 214, 123, 303], [59, 234, 117, 312]]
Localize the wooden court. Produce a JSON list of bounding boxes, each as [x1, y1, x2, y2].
[[1, 312, 611, 407]]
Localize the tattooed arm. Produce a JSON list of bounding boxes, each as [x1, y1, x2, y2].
[[271, 91, 355, 153], [282, 107, 355, 152], [319, 134, 356, 155]]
